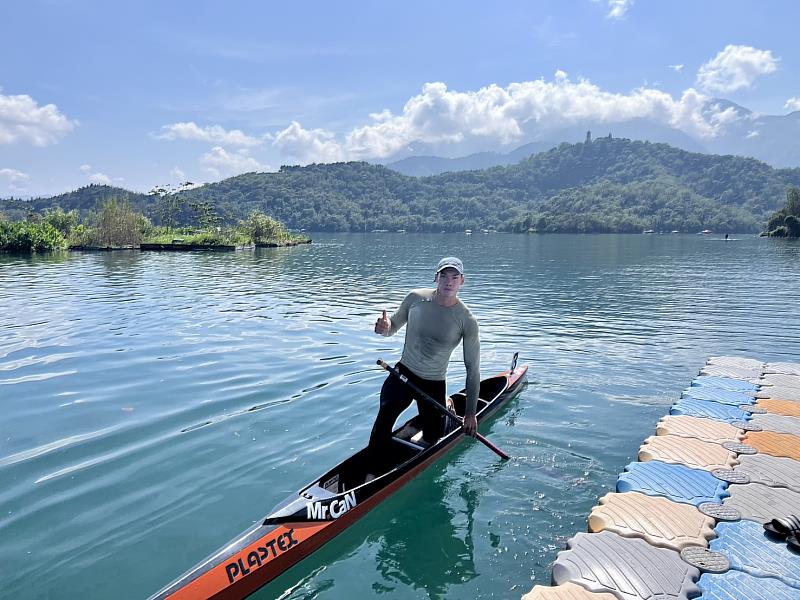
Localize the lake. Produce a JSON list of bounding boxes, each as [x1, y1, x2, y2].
[[1, 233, 799, 599]]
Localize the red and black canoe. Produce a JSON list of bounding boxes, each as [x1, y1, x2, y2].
[[149, 354, 528, 600]]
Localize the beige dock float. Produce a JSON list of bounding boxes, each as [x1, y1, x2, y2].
[[655, 415, 744, 444], [755, 398, 800, 417], [743, 430, 800, 460], [588, 492, 715, 551], [522, 582, 617, 600], [638, 435, 738, 471]]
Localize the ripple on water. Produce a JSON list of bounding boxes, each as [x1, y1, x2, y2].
[[1, 234, 800, 599]]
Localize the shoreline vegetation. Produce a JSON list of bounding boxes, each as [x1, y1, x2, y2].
[[2, 140, 800, 251], [0, 201, 310, 253], [762, 186, 800, 237]]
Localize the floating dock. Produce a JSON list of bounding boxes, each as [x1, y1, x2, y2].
[[524, 356, 800, 600]]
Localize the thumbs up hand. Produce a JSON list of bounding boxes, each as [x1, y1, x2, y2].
[[374, 309, 391, 336]]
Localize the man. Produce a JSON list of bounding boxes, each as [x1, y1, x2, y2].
[[370, 256, 480, 464]]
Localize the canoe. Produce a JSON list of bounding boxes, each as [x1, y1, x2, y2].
[[149, 354, 528, 600]]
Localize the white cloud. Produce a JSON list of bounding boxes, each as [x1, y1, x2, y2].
[[785, 97, 800, 112], [272, 73, 737, 164], [0, 167, 30, 182], [157, 122, 261, 147], [668, 64, 684, 72], [199, 146, 269, 179], [696, 45, 779, 94], [745, 130, 760, 139], [0, 91, 77, 146], [170, 166, 186, 182], [597, 0, 634, 20], [273, 121, 346, 163], [89, 173, 112, 185], [79, 164, 115, 186]]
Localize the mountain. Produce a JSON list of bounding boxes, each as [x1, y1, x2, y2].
[[384, 99, 800, 175], [0, 184, 150, 221], [4, 138, 799, 233], [385, 141, 558, 176]]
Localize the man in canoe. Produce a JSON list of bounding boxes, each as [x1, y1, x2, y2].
[[371, 256, 480, 460]]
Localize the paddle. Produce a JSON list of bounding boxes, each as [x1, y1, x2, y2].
[[376, 359, 510, 460]]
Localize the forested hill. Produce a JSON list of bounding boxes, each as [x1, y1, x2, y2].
[[5, 138, 800, 233]]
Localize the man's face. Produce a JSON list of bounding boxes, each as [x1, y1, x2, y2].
[[435, 268, 464, 298]]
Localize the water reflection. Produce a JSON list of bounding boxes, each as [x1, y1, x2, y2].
[[374, 475, 478, 598]]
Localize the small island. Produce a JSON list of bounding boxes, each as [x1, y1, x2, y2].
[[0, 199, 309, 253], [763, 186, 800, 237]]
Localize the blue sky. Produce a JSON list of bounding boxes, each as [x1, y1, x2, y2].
[[1, 0, 799, 197]]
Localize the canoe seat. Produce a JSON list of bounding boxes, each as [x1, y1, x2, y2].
[[301, 483, 337, 501], [392, 436, 427, 452]]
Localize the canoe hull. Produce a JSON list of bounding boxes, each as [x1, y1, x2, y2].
[[151, 362, 527, 600]]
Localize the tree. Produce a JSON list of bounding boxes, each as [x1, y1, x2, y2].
[[94, 199, 150, 246]]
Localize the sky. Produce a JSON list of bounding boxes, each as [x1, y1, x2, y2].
[[2, 0, 799, 198]]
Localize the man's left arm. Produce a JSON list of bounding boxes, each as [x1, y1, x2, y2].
[[462, 315, 481, 436]]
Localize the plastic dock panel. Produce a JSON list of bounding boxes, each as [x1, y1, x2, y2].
[[616, 461, 729, 506], [698, 569, 799, 600], [707, 357, 764, 370], [743, 430, 800, 460], [756, 386, 800, 401], [588, 492, 716, 551], [638, 435, 738, 471], [734, 453, 800, 493], [551, 530, 700, 600], [723, 481, 800, 524], [750, 413, 800, 437], [700, 365, 761, 381], [691, 376, 758, 392], [522, 582, 618, 600], [755, 398, 800, 418], [681, 387, 755, 406], [766, 362, 800, 376], [669, 398, 751, 424], [759, 373, 800, 389], [709, 520, 800, 589], [655, 415, 743, 444]]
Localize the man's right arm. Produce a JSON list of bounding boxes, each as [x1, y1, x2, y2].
[[375, 292, 413, 336]]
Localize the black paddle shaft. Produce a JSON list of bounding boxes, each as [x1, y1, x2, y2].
[[376, 359, 510, 460]]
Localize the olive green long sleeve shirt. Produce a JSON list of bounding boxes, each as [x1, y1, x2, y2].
[[385, 288, 481, 416]]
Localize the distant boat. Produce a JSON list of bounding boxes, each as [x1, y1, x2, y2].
[[643, 229, 655, 234], [700, 229, 713, 235], [465, 229, 472, 235], [671, 230, 680, 234], [397, 229, 406, 234], [371, 229, 388, 233]]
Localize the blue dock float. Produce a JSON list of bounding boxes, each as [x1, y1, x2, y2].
[[523, 356, 800, 600]]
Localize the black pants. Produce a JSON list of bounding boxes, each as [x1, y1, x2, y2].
[[368, 363, 446, 471]]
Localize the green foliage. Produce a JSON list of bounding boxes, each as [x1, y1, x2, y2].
[[765, 186, 800, 237], [5, 139, 800, 233], [42, 207, 79, 236], [0, 220, 67, 252], [244, 211, 292, 243], [93, 198, 151, 246], [142, 226, 250, 246]]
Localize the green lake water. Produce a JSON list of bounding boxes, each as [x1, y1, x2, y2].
[[1, 233, 799, 599]]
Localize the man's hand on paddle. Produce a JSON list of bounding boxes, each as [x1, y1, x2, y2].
[[463, 413, 477, 437], [374, 310, 391, 336]]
